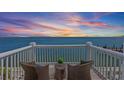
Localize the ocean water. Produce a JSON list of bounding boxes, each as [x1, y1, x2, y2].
[[0, 37, 124, 53]]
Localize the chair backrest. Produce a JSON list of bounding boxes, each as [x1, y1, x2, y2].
[[21, 63, 38, 80], [68, 64, 78, 80], [68, 61, 92, 80], [34, 64, 49, 80]]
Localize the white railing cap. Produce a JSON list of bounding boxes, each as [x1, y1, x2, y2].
[[35, 44, 86, 47], [91, 45, 124, 58], [86, 42, 92, 46], [0, 46, 32, 59], [30, 42, 36, 46]]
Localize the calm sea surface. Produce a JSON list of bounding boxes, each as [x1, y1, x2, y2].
[[0, 37, 124, 53]]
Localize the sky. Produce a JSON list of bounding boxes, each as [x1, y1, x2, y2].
[[0, 12, 124, 37]]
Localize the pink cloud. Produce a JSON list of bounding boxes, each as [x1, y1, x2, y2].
[[4, 26, 46, 36], [80, 21, 113, 28]]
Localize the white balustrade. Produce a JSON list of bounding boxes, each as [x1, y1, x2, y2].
[[0, 45, 33, 80], [0, 42, 124, 80], [91, 44, 124, 80]]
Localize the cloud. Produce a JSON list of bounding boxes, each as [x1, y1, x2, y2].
[[62, 12, 119, 29], [1, 12, 121, 37], [0, 17, 31, 29], [4, 26, 46, 36], [93, 12, 113, 20], [79, 21, 113, 28]]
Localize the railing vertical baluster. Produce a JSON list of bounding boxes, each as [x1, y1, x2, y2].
[[100, 52, 102, 76], [102, 53, 105, 78], [25, 51, 27, 62], [23, 51, 24, 62], [38, 48, 40, 63], [48, 48, 51, 63], [52, 48, 54, 62], [49, 48, 51, 62], [26, 50, 28, 62], [22, 51, 23, 62], [27, 50, 29, 62], [46, 48, 48, 63], [10, 55, 13, 80], [6, 57, 8, 80], [97, 51, 100, 72], [22, 51, 25, 62], [42, 48, 44, 62], [106, 54, 108, 79], [109, 55, 112, 79], [41, 48, 43, 62], [31, 46, 33, 62], [36, 48, 38, 63], [62, 48, 64, 62], [34, 48, 36, 63], [17, 53, 19, 79], [1, 58, 4, 80], [36, 48, 39, 63], [24, 51, 26, 62], [101, 52, 104, 76], [99, 52, 102, 75], [48, 48, 50, 63], [29, 49, 30, 62], [118, 59, 122, 79], [64, 48, 66, 62], [68, 48, 69, 63], [72, 48, 74, 62], [20, 51, 24, 79], [14, 54, 16, 80], [113, 56, 116, 80], [56, 48, 58, 62], [72, 47, 73, 62], [45, 48, 46, 63], [78, 47, 80, 62], [96, 50, 98, 71], [66, 48, 68, 63], [39, 48, 41, 62], [26, 49, 29, 62], [27, 49, 30, 62], [18, 52, 21, 79]]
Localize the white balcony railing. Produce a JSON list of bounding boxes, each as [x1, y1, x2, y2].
[[0, 42, 124, 80]]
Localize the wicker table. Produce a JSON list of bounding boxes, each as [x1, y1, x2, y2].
[[55, 64, 66, 80]]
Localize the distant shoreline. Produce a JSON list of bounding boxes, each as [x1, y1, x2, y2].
[[0, 36, 124, 38]]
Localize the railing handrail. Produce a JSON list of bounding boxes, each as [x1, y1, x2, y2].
[[35, 44, 86, 47], [91, 45, 124, 58], [0, 45, 32, 59]]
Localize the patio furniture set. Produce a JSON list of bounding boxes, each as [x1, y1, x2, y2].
[[21, 60, 92, 80]]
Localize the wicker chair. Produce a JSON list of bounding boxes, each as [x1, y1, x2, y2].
[[21, 63, 38, 80], [68, 61, 92, 80], [34, 64, 49, 80], [68, 64, 77, 80]]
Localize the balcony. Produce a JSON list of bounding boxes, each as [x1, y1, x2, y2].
[[0, 42, 124, 80]]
